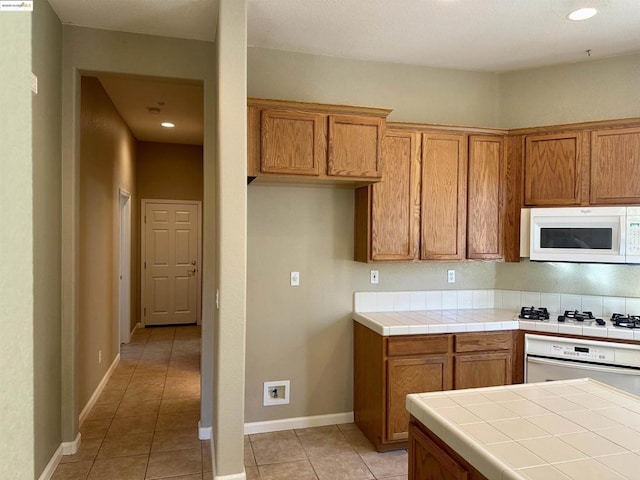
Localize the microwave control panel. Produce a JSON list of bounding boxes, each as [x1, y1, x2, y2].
[[627, 207, 640, 255]]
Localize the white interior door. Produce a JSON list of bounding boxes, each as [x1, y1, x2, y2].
[[143, 200, 201, 325]]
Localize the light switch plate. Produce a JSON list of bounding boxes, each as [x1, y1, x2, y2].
[[290, 271, 300, 286]]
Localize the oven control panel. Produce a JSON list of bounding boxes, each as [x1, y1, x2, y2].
[[550, 343, 614, 362]]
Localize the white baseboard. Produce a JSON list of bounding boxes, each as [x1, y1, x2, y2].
[[38, 432, 82, 480], [243, 411, 354, 435], [198, 420, 212, 440], [215, 472, 247, 480], [79, 353, 120, 426], [62, 432, 81, 455], [37, 444, 62, 480]]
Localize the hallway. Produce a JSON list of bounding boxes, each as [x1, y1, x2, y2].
[[52, 325, 207, 480], [51, 324, 409, 479]]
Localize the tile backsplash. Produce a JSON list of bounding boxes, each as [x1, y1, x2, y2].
[[354, 289, 640, 316]]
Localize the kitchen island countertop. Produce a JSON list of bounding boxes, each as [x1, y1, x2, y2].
[[407, 378, 640, 480]]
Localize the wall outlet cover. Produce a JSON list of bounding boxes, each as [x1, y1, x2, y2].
[[263, 380, 290, 406]]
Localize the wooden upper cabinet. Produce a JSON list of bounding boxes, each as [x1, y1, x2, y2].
[[328, 115, 384, 178], [248, 98, 391, 184], [523, 131, 589, 206], [260, 109, 325, 175], [467, 135, 504, 260], [370, 130, 420, 261], [591, 126, 640, 204], [421, 133, 467, 260]]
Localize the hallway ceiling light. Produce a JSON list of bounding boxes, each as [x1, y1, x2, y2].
[[161, 122, 175, 128], [567, 7, 598, 21]]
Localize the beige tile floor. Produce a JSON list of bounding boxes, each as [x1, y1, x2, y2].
[[52, 324, 408, 480], [245, 425, 408, 480], [52, 325, 208, 480]]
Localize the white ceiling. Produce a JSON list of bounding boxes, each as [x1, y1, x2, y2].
[[48, 0, 219, 43], [48, 0, 640, 144], [96, 74, 203, 146], [247, 0, 640, 72]]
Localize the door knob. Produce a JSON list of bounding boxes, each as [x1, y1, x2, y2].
[[188, 268, 198, 274], [191, 260, 197, 265]]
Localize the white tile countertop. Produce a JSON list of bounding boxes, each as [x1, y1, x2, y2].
[[406, 378, 640, 480], [353, 309, 640, 341], [353, 309, 520, 336], [353, 290, 640, 340]]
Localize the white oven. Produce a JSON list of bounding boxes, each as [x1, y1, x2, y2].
[[525, 334, 640, 396]]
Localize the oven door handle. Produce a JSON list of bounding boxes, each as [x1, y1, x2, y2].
[[527, 356, 640, 376]]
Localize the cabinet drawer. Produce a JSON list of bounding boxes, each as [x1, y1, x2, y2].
[[387, 335, 450, 357], [454, 332, 512, 353]]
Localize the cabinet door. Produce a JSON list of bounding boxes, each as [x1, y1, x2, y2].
[[524, 131, 588, 206], [454, 352, 512, 390], [421, 133, 467, 260], [409, 423, 470, 480], [591, 127, 640, 204], [387, 356, 450, 442], [261, 109, 326, 175], [328, 114, 383, 177], [370, 130, 421, 261], [467, 135, 504, 259]]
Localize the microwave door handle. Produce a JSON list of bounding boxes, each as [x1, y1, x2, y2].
[[527, 356, 640, 376]]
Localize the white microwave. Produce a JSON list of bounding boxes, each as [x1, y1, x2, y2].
[[524, 206, 640, 264]]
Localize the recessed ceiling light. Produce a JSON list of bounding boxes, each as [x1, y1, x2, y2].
[[161, 122, 175, 128], [567, 7, 598, 21]]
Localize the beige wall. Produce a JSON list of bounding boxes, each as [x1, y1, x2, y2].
[[0, 11, 35, 480], [137, 142, 203, 201], [245, 48, 640, 424], [78, 76, 137, 409], [501, 53, 640, 128], [246, 186, 497, 422], [248, 47, 502, 127], [32, 1, 63, 477]]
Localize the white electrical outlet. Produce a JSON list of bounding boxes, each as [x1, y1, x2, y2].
[[447, 269, 456, 283], [290, 271, 300, 286], [263, 380, 290, 406], [370, 269, 379, 284]]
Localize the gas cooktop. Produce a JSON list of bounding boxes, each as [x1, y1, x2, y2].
[[557, 310, 606, 326], [519, 306, 550, 321], [610, 313, 640, 329]]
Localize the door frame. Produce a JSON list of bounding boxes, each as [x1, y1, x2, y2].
[[140, 198, 203, 326], [119, 188, 132, 344]]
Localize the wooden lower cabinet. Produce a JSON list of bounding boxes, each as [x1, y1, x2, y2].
[[453, 331, 513, 389], [454, 352, 512, 390], [409, 420, 487, 480], [354, 323, 516, 451], [387, 356, 450, 441]]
